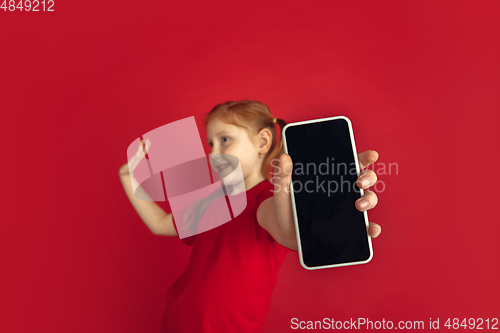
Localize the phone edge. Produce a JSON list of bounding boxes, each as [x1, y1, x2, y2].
[[282, 115, 374, 270]]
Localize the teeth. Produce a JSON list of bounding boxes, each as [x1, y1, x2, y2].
[[218, 163, 228, 170]]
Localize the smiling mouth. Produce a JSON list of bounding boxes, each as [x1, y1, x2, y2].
[[216, 163, 230, 171]]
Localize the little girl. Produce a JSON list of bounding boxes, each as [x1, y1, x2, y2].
[[118, 100, 382, 333]]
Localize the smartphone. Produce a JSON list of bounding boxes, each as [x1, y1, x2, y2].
[[282, 116, 373, 270]]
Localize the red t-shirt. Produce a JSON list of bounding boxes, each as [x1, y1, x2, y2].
[[161, 179, 290, 333]]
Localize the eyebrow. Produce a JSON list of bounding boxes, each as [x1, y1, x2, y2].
[[206, 131, 231, 143]]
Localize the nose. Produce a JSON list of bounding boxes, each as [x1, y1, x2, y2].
[[209, 153, 222, 166], [209, 145, 222, 156]]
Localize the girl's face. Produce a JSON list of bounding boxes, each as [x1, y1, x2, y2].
[[206, 117, 271, 189]]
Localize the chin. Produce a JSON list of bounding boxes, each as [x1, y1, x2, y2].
[[221, 169, 244, 186]]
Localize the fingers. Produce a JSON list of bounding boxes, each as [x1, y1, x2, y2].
[[355, 189, 378, 211], [357, 150, 379, 170], [139, 138, 151, 156], [356, 150, 381, 238], [368, 222, 381, 238], [356, 169, 377, 190], [137, 139, 145, 157], [275, 153, 293, 177], [129, 139, 151, 173], [144, 139, 151, 155]]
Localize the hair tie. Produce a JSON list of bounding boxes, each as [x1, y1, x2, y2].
[[273, 118, 277, 124]]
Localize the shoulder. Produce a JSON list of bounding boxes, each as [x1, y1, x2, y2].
[[251, 180, 274, 212], [252, 181, 290, 251], [252, 180, 275, 227]]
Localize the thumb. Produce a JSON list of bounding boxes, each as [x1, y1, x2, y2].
[[272, 153, 295, 230], [368, 222, 382, 238], [271, 153, 293, 196]]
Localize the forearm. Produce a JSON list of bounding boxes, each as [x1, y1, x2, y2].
[[118, 163, 167, 235], [274, 196, 299, 250], [276, 219, 298, 251]]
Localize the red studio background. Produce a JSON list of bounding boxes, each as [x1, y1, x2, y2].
[[1, 1, 499, 332]]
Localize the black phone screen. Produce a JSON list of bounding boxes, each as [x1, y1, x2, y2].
[[283, 117, 371, 268]]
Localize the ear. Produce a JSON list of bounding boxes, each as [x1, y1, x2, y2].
[[258, 128, 273, 155]]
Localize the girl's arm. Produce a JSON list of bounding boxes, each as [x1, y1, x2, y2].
[[257, 196, 298, 251], [119, 162, 178, 237]]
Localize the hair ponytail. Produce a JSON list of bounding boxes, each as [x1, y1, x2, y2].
[[262, 118, 286, 181]]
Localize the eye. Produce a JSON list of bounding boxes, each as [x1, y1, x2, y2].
[[221, 137, 229, 143]]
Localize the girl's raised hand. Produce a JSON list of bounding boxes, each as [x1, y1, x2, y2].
[[123, 138, 151, 177], [272, 150, 381, 239]]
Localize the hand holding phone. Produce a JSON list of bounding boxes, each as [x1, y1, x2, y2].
[[279, 116, 380, 270]]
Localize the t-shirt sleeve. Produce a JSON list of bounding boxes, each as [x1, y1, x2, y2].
[[254, 185, 274, 211], [253, 183, 290, 252], [172, 212, 195, 246]]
